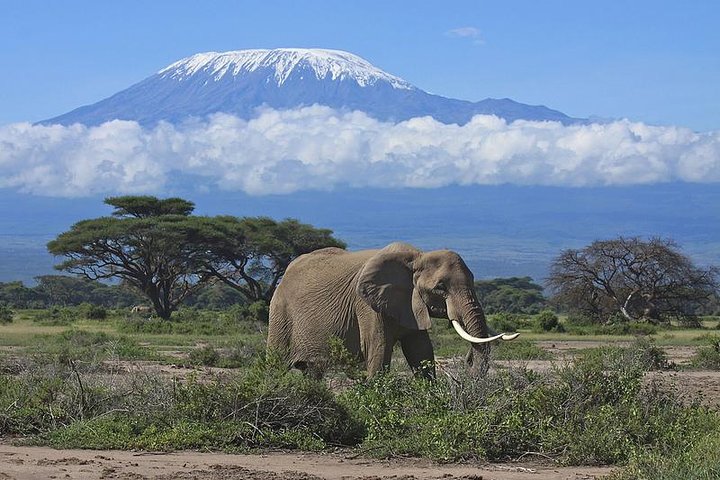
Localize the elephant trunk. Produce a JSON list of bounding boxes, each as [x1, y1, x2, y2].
[[447, 288, 518, 374]]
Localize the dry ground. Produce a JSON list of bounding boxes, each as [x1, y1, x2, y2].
[[0, 444, 614, 480]]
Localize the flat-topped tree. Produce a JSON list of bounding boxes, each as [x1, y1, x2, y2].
[[47, 196, 206, 319], [195, 216, 346, 303]]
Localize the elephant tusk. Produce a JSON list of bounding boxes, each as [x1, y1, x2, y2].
[[486, 324, 520, 341], [451, 320, 505, 343]]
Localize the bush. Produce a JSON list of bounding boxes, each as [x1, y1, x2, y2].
[[690, 335, 720, 370], [78, 303, 107, 320], [341, 341, 709, 464], [188, 344, 220, 367], [0, 356, 364, 450], [226, 301, 270, 323], [488, 313, 519, 333], [30, 329, 154, 363], [564, 318, 658, 336], [611, 434, 720, 480], [0, 305, 13, 324], [33, 307, 75, 326], [117, 308, 264, 336], [536, 310, 561, 332]]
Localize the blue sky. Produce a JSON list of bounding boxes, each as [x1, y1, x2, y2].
[[2, 0, 719, 131]]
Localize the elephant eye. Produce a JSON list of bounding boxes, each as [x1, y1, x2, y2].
[[432, 282, 447, 294]]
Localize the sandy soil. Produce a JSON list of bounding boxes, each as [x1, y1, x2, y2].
[[0, 444, 614, 480]]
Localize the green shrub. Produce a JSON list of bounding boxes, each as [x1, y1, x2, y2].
[[1, 355, 364, 450], [78, 302, 107, 320], [690, 335, 720, 370], [117, 307, 265, 336], [0, 305, 13, 324], [33, 307, 75, 326], [226, 301, 270, 323], [611, 434, 720, 480], [341, 341, 709, 464], [488, 312, 519, 333], [188, 344, 220, 367], [30, 329, 154, 363], [536, 310, 559, 331], [579, 338, 672, 372]]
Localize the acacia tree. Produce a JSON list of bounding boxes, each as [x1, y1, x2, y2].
[[47, 196, 207, 319], [194, 216, 346, 303], [548, 237, 719, 324]]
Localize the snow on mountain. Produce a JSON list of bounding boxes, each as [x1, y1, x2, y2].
[[158, 49, 415, 89], [42, 48, 582, 126]]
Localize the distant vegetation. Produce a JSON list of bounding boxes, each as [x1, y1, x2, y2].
[[0, 277, 262, 311], [46, 195, 344, 318], [474, 276, 547, 314]]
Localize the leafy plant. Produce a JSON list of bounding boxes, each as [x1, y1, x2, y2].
[[0, 305, 13, 324]]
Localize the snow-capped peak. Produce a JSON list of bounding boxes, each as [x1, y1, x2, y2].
[[158, 48, 415, 90]]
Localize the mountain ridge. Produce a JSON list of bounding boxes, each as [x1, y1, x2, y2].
[[42, 48, 583, 126]]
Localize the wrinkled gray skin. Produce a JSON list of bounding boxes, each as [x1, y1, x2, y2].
[[267, 242, 496, 378]]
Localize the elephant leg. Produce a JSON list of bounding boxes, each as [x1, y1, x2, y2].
[[359, 311, 395, 377], [400, 331, 435, 379]]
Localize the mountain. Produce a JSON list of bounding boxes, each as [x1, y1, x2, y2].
[[43, 48, 581, 126]]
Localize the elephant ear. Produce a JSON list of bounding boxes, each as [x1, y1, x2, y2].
[[356, 249, 431, 330]]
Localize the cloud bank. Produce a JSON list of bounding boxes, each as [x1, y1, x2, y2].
[[1, 106, 718, 197]]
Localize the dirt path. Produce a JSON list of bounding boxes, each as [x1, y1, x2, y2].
[[0, 444, 614, 480]]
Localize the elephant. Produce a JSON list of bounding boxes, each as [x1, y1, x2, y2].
[[267, 242, 518, 378]]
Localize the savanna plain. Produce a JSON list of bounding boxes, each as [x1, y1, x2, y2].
[[2, 305, 720, 480]]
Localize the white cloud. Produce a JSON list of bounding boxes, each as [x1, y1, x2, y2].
[[0, 106, 718, 197]]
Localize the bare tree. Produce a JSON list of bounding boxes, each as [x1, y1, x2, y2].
[[548, 237, 718, 324]]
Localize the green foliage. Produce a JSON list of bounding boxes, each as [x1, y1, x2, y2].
[[33, 306, 75, 326], [194, 216, 346, 303], [32, 329, 154, 362], [327, 337, 364, 380], [117, 307, 265, 336], [188, 344, 220, 367], [564, 315, 659, 336], [475, 277, 547, 314], [611, 433, 720, 480], [105, 195, 195, 218], [184, 282, 247, 309], [1, 356, 364, 450], [536, 309, 560, 332], [0, 305, 13, 324], [491, 339, 553, 361], [46, 196, 345, 316], [579, 338, 673, 372], [690, 335, 720, 370], [47, 202, 210, 319], [0, 281, 43, 308], [0, 277, 143, 309], [341, 345, 714, 464], [78, 302, 107, 320], [488, 312, 520, 333]]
